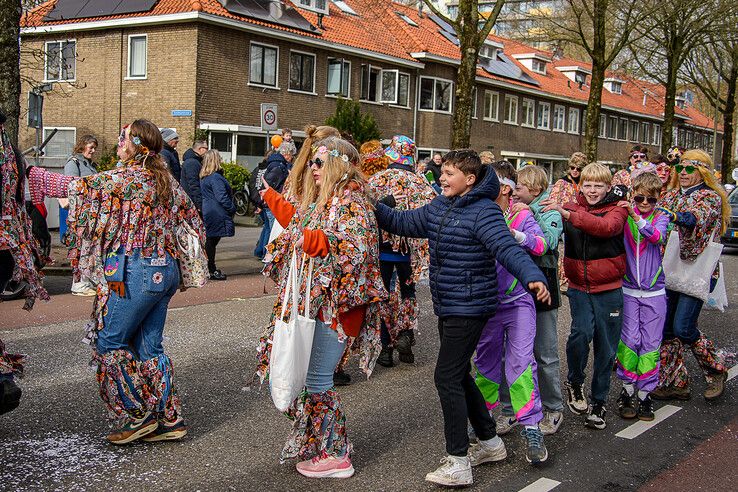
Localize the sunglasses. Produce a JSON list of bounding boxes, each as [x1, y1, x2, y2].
[[569, 166, 582, 171], [309, 157, 325, 169], [633, 195, 658, 205], [675, 164, 696, 174], [630, 153, 647, 159]]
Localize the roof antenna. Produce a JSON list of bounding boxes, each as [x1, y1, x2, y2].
[[317, 12, 325, 29]]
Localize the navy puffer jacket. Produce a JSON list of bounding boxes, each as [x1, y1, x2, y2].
[[375, 165, 547, 318]]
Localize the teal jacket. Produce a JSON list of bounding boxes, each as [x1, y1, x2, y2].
[[529, 190, 563, 270]]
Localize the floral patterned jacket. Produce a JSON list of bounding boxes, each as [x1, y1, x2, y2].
[[256, 181, 387, 381], [549, 175, 579, 206], [661, 184, 722, 262]]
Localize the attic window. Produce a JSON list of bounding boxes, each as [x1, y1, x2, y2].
[[605, 79, 623, 94], [675, 96, 687, 109], [531, 59, 546, 74], [331, 0, 357, 15], [396, 12, 418, 27], [574, 71, 587, 85], [299, 0, 328, 15], [479, 45, 498, 59]]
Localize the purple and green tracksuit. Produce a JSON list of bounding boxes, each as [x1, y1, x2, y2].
[[616, 211, 669, 394], [475, 209, 546, 426]]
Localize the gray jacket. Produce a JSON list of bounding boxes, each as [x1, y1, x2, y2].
[[64, 154, 97, 177]]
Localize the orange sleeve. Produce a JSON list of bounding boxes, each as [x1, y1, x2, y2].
[[303, 229, 329, 258], [263, 187, 295, 228]]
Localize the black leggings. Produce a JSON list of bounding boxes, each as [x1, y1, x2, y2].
[[0, 250, 14, 290], [205, 237, 221, 274]]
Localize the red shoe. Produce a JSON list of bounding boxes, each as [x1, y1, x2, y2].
[[295, 452, 355, 478]]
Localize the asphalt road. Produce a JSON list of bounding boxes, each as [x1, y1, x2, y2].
[[1, 249, 737, 491]]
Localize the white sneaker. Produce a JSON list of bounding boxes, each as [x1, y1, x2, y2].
[[72, 287, 97, 297], [539, 411, 564, 435], [495, 413, 518, 435], [425, 455, 473, 487], [468, 436, 507, 467]]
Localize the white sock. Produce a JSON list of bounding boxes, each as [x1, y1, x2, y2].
[[524, 425, 538, 430], [481, 435, 503, 447], [623, 383, 635, 396], [638, 390, 649, 401]]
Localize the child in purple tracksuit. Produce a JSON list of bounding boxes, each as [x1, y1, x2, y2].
[[475, 161, 549, 464], [615, 171, 669, 421]]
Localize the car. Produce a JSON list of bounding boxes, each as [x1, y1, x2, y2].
[[722, 186, 738, 246]]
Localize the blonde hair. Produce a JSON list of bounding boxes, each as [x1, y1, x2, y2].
[[631, 172, 662, 197], [200, 149, 222, 178], [580, 163, 612, 184], [669, 149, 730, 233], [517, 165, 548, 193], [285, 125, 341, 200], [479, 150, 496, 164], [300, 136, 364, 211], [569, 152, 588, 169]]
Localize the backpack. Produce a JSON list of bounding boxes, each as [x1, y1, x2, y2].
[[248, 165, 267, 208]]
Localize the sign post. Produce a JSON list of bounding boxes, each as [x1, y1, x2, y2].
[[261, 103, 278, 153]]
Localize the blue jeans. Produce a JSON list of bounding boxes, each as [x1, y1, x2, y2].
[[305, 320, 346, 393], [254, 208, 275, 258], [663, 282, 714, 345], [96, 249, 180, 360], [566, 288, 623, 404]]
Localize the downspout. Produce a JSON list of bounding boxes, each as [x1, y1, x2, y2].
[[412, 68, 419, 143], [118, 29, 124, 133]]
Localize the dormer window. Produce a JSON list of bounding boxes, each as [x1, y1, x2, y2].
[[299, 0, 328, 15], [675, 96, 686, 109], [531, 59, 546, 74], [574, 71, 587, 85], [557, 65, 591, 86], [605, 78, 623, 94], [479, 45, 498, 59], [512, 53, 551, 75]]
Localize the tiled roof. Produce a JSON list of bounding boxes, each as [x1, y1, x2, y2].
[[22, 0, 718, 131]]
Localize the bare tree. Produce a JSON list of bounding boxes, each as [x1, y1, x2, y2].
[[0, 0, 22, 145], [421, 0, 506, 148], [533, 0, 649, 162], [629, 0, 737, 153]]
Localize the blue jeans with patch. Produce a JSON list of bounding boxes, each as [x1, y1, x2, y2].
[[254, 209, 275, 258], [305, 320, 346, 393], [96, 248, 180, 360]]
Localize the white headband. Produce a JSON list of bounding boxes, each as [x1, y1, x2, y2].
[[498, 177, 516, 189]]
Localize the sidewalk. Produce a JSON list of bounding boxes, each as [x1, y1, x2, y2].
[[45, 216, 266, 277]]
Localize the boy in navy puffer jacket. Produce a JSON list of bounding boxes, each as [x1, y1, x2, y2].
[[374, 149, 550, 487]]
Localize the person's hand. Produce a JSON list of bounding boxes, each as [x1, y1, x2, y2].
[[294, 234, 305, 251], [528, 281, 551, 304], [617, 200, 638, 219], [657, 206, 677, 222], [255, 207, 261, 214], [509, 202, 530, 215]]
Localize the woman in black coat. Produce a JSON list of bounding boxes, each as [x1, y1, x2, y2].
[[200, 150, 236, 280]]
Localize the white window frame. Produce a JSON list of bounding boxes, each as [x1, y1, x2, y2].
[[360, 64, 382, 103], [418, 76, 453, 114], [381, 69, 400, 104], [599, 114, 607, 137], [288, 50, 317, 95], [298, 0, 328, 15], [44, 39, 76, 82], [249, 42, 280, 89], [504, 95, 518, 125], [483, 90, 499, 121], [126, 34, 148, 80], [521, 98, 535, 127], [629, 120, 639, 142], [553, 105, 566, 132], [641, 122, 650, 144], [42, 127, 77, 158], [537, 102, 550, 130], [608, 116, 618, 139], [391, 72, 411, 109], [568, 107, 580, 134], [326, 58, 351, 99], [531, 59, 547, 75], [619, 118, 629, 141]]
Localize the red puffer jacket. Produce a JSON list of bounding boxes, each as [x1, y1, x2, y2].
[[562, 187, 628, 293]]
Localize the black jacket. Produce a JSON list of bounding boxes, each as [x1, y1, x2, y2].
[[264, 153, 291, 193], [160, 143, 181, 183], [180, 148, 203, 210], [248, 159, 269, 209]]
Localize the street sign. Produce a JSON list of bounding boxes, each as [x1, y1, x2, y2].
[[260, 103, 278, 131], [28, 92, 43, 129], [171, 109, 192, 117]]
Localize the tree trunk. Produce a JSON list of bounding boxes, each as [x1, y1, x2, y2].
[[584, 60, 606, 162], [451, 39, 478, 149], [661, 47, 681, 153], [720, 55, 737, 184], [0, 0, 22, 145]]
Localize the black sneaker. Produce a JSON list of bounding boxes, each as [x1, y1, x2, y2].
[[333, 370, 352, 386], [395, 330, 415, 364], [617, 388, 637, 419], [585, 402, 607, 430], [521, 427, 548, 464], [210, 270, 227, 281], [565, 381, 588, 415], [142, 418, 188, 442], [377, 347, 394, 368], [0, 379, 22, 415], [637, 395, 655, 421]]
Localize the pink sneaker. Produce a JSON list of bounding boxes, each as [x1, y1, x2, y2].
[[295, 452, 355, 478]]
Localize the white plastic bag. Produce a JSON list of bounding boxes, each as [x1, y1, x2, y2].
[[663, 230, 723, 302], [268, 219, 284, 245], [705, 262, 728, 312], [269, 250, 315, 412]]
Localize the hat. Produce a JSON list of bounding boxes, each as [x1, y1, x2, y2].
[[385, 135, 416, 167], [160, 128, 179, 142]]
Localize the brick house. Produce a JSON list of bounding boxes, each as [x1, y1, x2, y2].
[[20, 0, 722, 184]]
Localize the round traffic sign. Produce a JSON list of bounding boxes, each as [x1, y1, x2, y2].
[[264, 109, 276, 125]]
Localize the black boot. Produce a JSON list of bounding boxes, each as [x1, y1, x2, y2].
[[0, 378, 22, 415], [377, 347, 395, 368], [396, 330, 415, 364], [333, 370, 352, 386]]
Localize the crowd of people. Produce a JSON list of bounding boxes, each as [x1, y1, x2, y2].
[[0, 112, 733, 488]]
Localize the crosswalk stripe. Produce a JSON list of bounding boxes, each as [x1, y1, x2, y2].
[[615, 404, 681, 440], [518, 478, 561, 492], [727, 365, 738, 382]]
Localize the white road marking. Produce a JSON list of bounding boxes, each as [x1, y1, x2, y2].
[[518, 478, 561, 492], [727, 364, 738, 382], [615, 404, 682, 440]]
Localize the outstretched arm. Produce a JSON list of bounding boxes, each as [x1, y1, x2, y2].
[[374, 201, 429, 239], [27, 166, 75, 203]]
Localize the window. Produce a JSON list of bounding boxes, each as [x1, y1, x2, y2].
[[484, 90, 499, 121], [652, 124, 661, 146], [381, 69, 399, 104], [605, 79, 622, 94], [479, 45, 498, 59], [504, 95, 518, 124], [45, 40, 76, 81], [619, 118, 628, 141], [521, 98, 535, 127], [332, 0, 357, 15], [575, 71, 587, 85], [419, 77, 452, 113], [397, 73, 410, 107], [537, 102, 550, 129], [531, 59, 546, 74], [289, 51, 315, 93], [211, 132, 232, 153], [599, 114, 607, 137], [250, 43, 278, 87], [298, 0, 327, 14], [608, 116, 618, 139], [360, 64, 381, 102], [629, 120, 639, 142], [42, 127, 76, 157], [641, 122, 650, 144], [553, 105, 565, 132], [687, 131, 694, 148], [127, 35, 147, 79], [568, 108, 580, 134], [396, 12, 418, 27], [327, 58, 350, 98]]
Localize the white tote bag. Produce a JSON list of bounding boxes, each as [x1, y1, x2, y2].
[[663, 230, 723, 302], [705, 262, 728, 312], [269, 250, 316, 412]]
